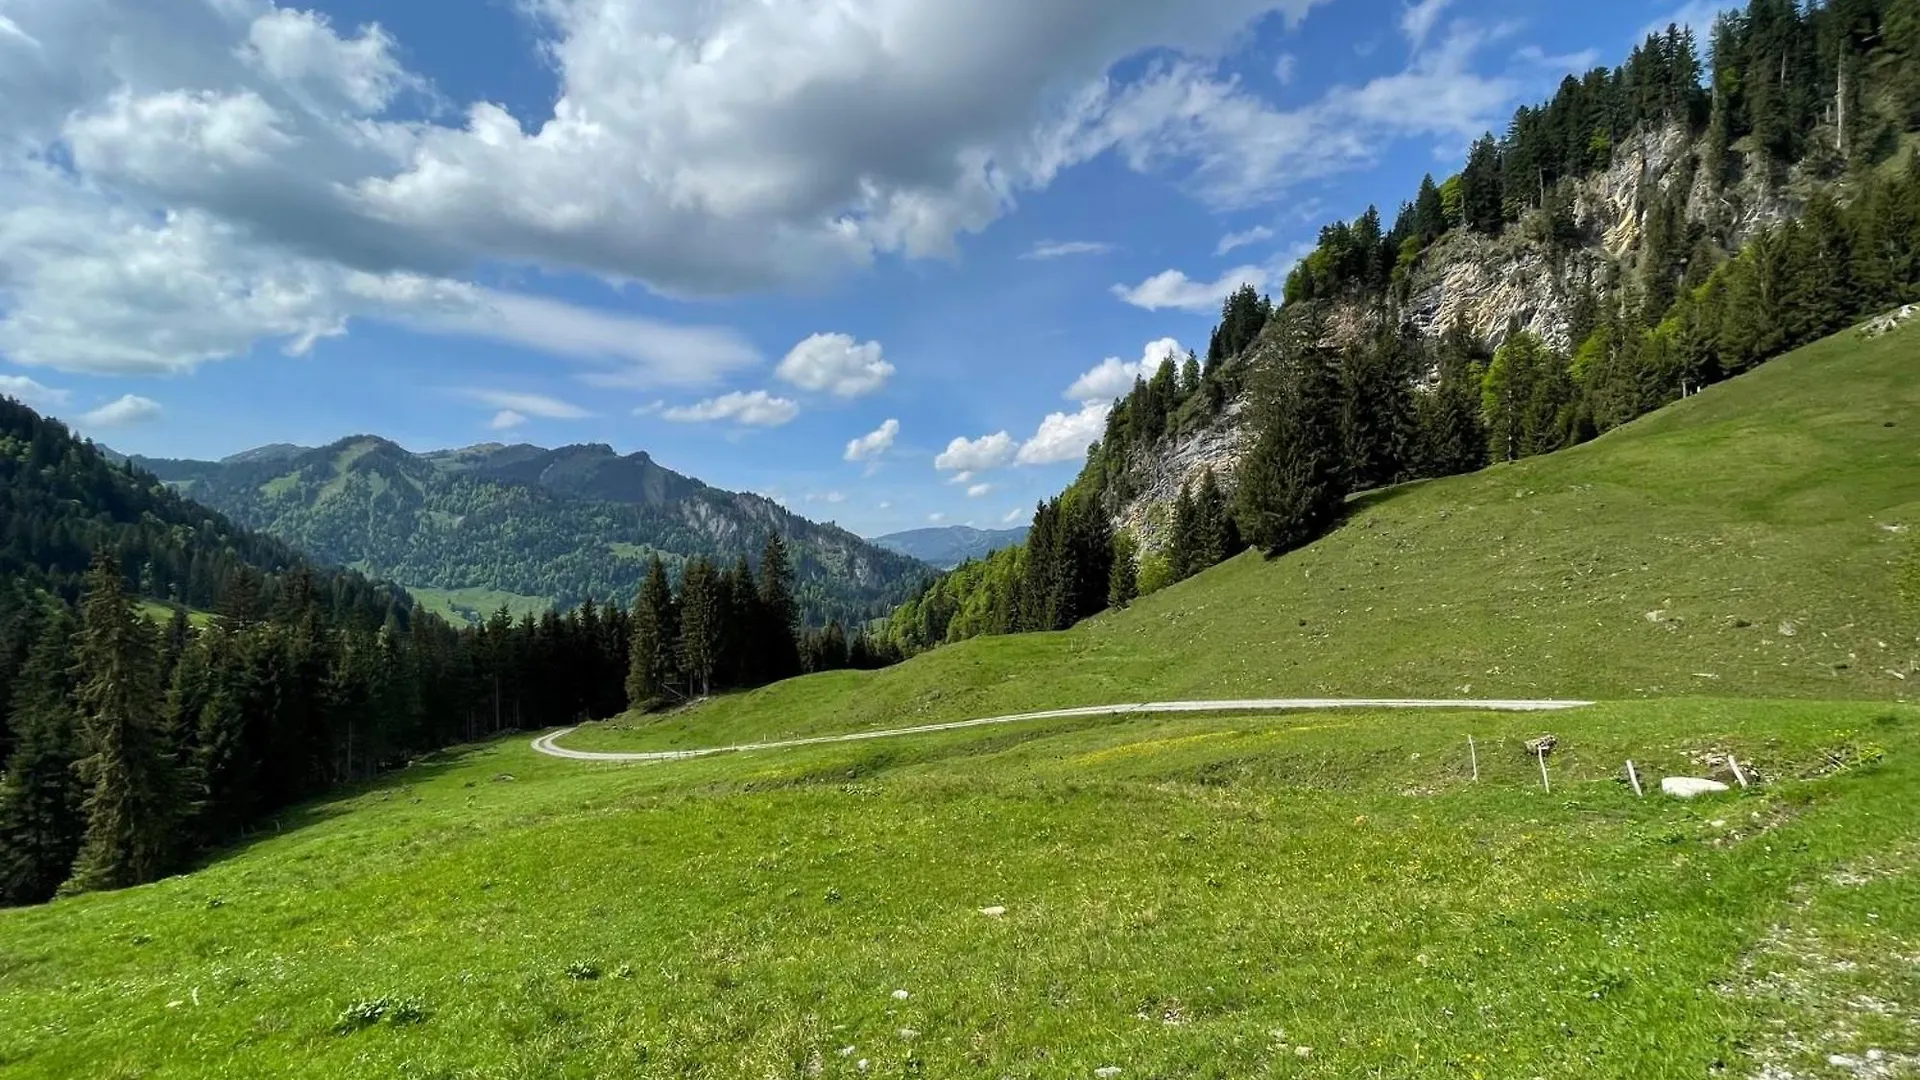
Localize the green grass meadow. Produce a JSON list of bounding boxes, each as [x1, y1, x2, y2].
[[2, 323, 1917, 1077], [2, 699, 1917, 1078]]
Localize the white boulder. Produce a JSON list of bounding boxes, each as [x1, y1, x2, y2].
[[1662, 777, 1731, 798]]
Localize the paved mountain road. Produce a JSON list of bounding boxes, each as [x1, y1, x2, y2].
[[530, 698, 1594, 763]]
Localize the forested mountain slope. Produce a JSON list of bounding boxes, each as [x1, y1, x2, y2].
[[137, 438, 930, 627], [884, 0, 1920, 654]]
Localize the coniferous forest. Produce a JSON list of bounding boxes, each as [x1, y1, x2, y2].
[[0, 401, 889, 906], [885, 0, 1920, 656]]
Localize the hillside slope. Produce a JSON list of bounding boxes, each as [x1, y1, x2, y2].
[[137, 438, 929, 625], [579, 318, 1917, 755]]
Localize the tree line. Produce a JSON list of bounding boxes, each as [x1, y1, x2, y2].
[[0, 404, 894, 906]]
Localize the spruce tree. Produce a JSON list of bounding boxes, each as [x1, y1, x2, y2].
[[1193, 468, 1237, 569], [677, 558, 722, 698], [756, 533, 801, 680], [1170, 482, 1199, 582], [64, 554, 182, 894], [626, 555, 679, 708], [0, 606, 84, 906], [1108, 531, 1139, 609], [1234, 333, 1348, 556]]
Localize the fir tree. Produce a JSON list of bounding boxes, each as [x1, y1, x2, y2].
[[1193, 468, 1236, 570], [756, 533, 801, 680], [1108, 531, 1139, 609], [625, 555, 679, 708], [64, 554, 183, 894], [1169, 482, 1199, 582], [0, 606, 84, 906], [1234, 330, 1347, 556], [677, 558, 722, 698]]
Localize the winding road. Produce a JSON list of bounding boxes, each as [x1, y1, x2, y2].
[[530, 697, 1594, 763]]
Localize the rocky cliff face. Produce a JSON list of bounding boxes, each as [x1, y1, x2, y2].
[[1112, 124, 1812, 554]]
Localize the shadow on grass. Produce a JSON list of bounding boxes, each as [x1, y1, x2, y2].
[[184, 741, 506, 871]]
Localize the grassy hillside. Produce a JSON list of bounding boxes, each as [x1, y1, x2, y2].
[[2, 699, 1916, 1078], [573, 319, 1917, 756]]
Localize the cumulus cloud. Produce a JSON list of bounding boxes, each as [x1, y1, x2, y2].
[[844, 417, 900, 462], [490, 409, 527, 430], [80, 393, 162, 428], [0, 373, 68, 409], [777, 333, 894, 397], [928, 512, 946, 523], [966, 482, 993, 498], [0, 0, 1552, 380], [1064, 337, 1183, 403], [1111, 264, 1268, 313], [934, 431, 1016, 473], [662, 390, 799, 427], [1021, 239, 1116, 260], [1017, 401, 1109, 465], [1216, 224, 1274, 255]]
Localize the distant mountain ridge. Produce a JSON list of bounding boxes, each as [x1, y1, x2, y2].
[[135, 437, 931, 626], [874, 525, 1030, 569]]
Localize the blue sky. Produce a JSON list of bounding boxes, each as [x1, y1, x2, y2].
[[0, 0, 1713, 537]]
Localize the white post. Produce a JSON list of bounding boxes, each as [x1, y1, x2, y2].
[[1728, 756, 1749, 789], [1537, 746, 1550, 793], [1469, 735, 1479, 782], [1626, 760, 1643, 798]]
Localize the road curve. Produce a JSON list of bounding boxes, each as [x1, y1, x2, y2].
[[530, 697, 1595, 763]]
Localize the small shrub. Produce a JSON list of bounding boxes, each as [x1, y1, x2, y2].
[[334, 995, 430, 1033]]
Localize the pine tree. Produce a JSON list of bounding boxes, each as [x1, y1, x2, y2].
[[1413, 173, 1448, 242], [625, 555, 679, 708], [0, 606, 84, 906], [1179, 351, 1202, 399], [1108, 531, 1139, 609], [1338, 329, 1418, 491], [1193, 468, 1235, 570], [677, 558, 722, 698], [1234, 329, 1348, 556], [756, 533, 801, 680], [1416, 329, 1489, 477], [64, 554, 182, 894], [1170, 482, 1199, 582]]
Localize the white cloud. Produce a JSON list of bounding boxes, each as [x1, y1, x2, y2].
[[1272, 53, 1297, 85], [1112, 264, 1267, 313], [807, 491, 848, 504], [0, 373, 68, 409], [238, 7, 418, 115], [466, 388, 593, 420], [1216, 225, 1274, 255], [661, 390, 799, 427], [1065, 337, 1182, 403], [934, 431, 1016, 473], [1017, 401, 1110, 465], [844, 417, 900, 462], [80, 393, 162, 428], [1002, 507, 1024, 524], [0, 0, 1562, 383], [877, 500, 892, 510], [1400, 0, 1452, 52], [490, 409, 527, 431], [777, 333, 894, 398], [928, 512, 947, 524], [967, 482, 992, 498], [948, 470, 976, 485], [1021, 239, 1116, 260]]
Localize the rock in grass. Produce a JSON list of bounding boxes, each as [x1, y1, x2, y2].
[[980, 905, 1007, 917], [1662, 777, 1730, 798], [1524, 735, 1557, 757]]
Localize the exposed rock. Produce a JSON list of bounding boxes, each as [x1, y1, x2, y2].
[[1662, 776, 1731, 798], [1112, 399, 1254, 556], [1861, 304, 1917, 340], [1524, 735, 1558, 757]]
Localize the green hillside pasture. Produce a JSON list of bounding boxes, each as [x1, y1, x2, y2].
[[1, 699, 1917, 1078], [578, 319, 1918, 757]]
